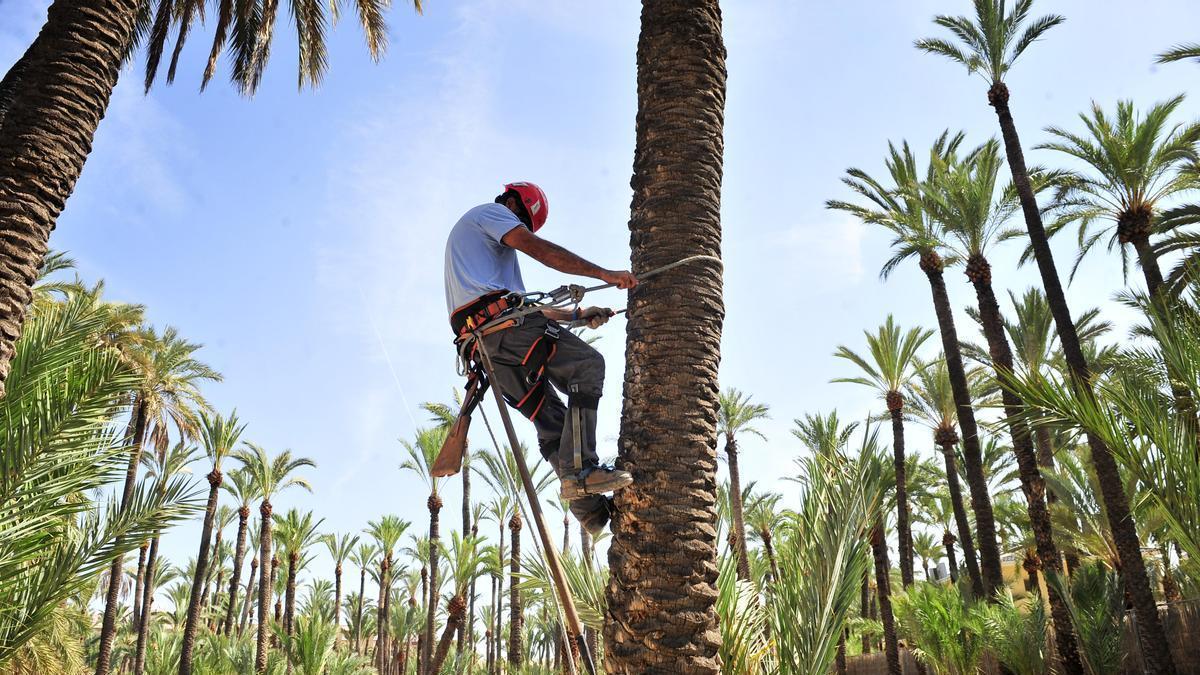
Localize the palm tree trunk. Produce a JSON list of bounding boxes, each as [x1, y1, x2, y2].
[[604, 3, 726, 673], [224, 508, 250, 635], [96, 397, 148, 675], [920, 252, 1005, 597], [375, 557, 389, 673], [255, 502, 274, 675], [240, 556, 257, 637], [937, 438, 982, 595], [887, 396, 915, 587], [968, 254, 1085, 673], [468, 520, 479, 662], [870, 522, 901, 675], [425, 493, 442, 675], [284, 552, 298, 636], [942, 530, 958, 583], [332, 563, 343, 643], [460, 470, 471, 654], [860, 571, 871, 654], [355, 566, 366, 653], [134, 534, 160, 675], [508, 513, 524, 668], [1034, 426, 1055, 469], [761, 529, 780, 584], [0, 38, 37, 134], [0, 0, 141, 395], [430, 595, 467, 674], [989, 81, 1176, 674], [179, 469, 223, 675], [132, 542, 148, 630], [725, 437, 753, 581], [836, 631, 848, 675]]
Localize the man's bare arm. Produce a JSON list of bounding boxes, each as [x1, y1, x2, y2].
[[502, 227, 637, 289]]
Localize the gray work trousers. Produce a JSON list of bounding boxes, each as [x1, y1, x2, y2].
[[480, 312, 608, 521]]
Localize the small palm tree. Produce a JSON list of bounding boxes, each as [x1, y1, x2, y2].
[[907, 357, 984, 595], [177, 410, 246, 675], [745, 493, 783, 584], [321, 532, 360, 643], [428, 533, 487, 673], [834, 316, 933, 587], [717, 388, 770, 581], [365, 515, 409, 672], [233, 443, 315, 674], [221, 467, 259, 636], [399, 426, 448, 673], [912, 531, 942, 582], [347, 543, 378, 655], [275, 509, 324, 641]]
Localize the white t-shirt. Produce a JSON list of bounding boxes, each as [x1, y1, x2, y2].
[[444, 203, 527, 315]]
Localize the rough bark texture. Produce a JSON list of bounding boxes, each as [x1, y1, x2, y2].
[[284, 552, 298, 636], [96, 398, 147, 675], [224, 507, 250, 635], [725, 436, 752, 580], [937, 437, 982, 595], [603, 2, 726, 673], [870, 524, 901, 675], [332, 563, 343, 642], [508, 514, 523, 668], [132, 542, 147, 629], [921, 257, 1005, 597], [179, 469, 223, 675], [989, 81, 1176, 675], [355, 566, 367, 652], [942, 530, 959, 583], [424, 493, 442, 675], [0, 0, 139, 396], [887, 396, 914, 587], [860, 572, 871, 654], [0, 39, 36, 134], [430, 595, 466, 674], [968, 256, 1083, 674], [255, 504, 274, 674], [375, 556, 390, 673]]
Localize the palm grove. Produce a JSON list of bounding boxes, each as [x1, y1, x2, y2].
[[3, 0, 1200, 674]]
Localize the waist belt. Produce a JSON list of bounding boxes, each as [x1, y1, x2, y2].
[[451, 290, 519, 338]]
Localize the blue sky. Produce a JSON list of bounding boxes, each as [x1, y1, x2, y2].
[[3, 0, 1199, 597]]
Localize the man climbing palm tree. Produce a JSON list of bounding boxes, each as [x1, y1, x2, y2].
[[444, 182, 637, 533]]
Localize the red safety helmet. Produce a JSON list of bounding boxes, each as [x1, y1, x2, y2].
[[505, 181, 549, 232]]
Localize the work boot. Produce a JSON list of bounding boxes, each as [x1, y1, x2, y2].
[[559, 464, 632, 501], [575, 496, 615, 536]]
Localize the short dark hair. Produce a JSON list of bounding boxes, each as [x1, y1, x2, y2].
[[495, 189, 533, 229]]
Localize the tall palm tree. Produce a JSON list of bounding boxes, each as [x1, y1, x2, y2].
[[833, 315, 933, 587], [716, 388, 770, 581], [399, 426, 448, 675], [0, 0, 422, 396], [97, 327, 218, 675], [1040, 96, 1200, 298], [238, 520, 261, 638], [321, 532, 359, 643], [233, 443, 315, 674], [365, 515, 409, 673], [429, 534, 487, 673], [601, 1, 726, 672], [907, 357, 984, 595], [917, 5, 1175, 670], [827, 133, 1006, 598], [924, 137, 1084, 668], [178, 411, 245, 675], [221, 467, 257, 635], [349, 543, 378, 654]]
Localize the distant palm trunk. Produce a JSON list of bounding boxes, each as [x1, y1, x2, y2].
[[97, 397, 147, 675], [859, 572, 871, 654], [936, 436, 982, 594], [725, 435, 752, 581], [254, 503, 274, 674], [942, 530, 958, 583], [887, 393, 915, 587], [179, 468, 223, 675], [424, 493, 442, 674], [224, 507, 250, 635], [967, 253, 1083, 673], [375, 555, 390, 673], [284, 551, 299, 637], [920, 251, 1001, 598], [355, 565, 366, 652], [870, 523, 901, 675], [508, 513, 523, 668], [240, 556, 258, 637], [332, 562, 343, 642], [132, 542, 148, 629], [604, 2, 726, 673], [134, 534, 160, 675], [989, 79, 1176, 673], [0, 0, 140, 398]]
